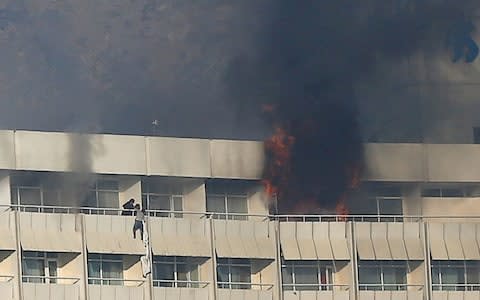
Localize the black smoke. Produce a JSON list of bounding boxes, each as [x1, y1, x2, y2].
[[225, 0, 479, 212]]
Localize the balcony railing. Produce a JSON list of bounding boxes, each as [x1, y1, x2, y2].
[[283, 283, 350, 291], [22, 276, 80, 284], [433, 283, 480, 291], [359, 284, 424, 291], [153, 280, 209, 288], [88, 278, 146, 286], [217, 282, 274, 290], [3, 204, 480, 223]]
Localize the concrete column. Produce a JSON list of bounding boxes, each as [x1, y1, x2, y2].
[[80, 214, 89, 300], [13, 211, 22, 300], [208, 218, 217, 300], [349, 222, 359, 300], [274, 220, 283, 300]]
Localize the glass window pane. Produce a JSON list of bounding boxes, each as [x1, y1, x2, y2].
[[422, 188, 441, 197], [217, 265, 230, 288], [149, 195, 170, 210], [23, 259, 45, 276], [379, 199, 403, 215], [43, 190, 61, 207], [207, 195, 226, 219], [48, 261, 57, 283], [153, 262, 174, 287], [227, 195, 248, 220], [102, 261, 123, 279], [231, 265, 251, 289], [85, 191, 97, 208], [97, 180, 118, 190], [295, 266, 318, 290], [359, 266, 381, 289], [88, 261, 101, 279], [282, 266, 293, 287], [442, 267, 464, 291], [98, 191, 119, 208], [173, 196, 183, 211], [19, 188, 42, 206], [11, 189, 18, 205]]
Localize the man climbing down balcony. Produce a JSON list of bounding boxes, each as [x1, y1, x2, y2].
[[133, 204, 145, 240]]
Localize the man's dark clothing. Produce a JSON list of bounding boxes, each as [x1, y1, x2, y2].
[[122, 201, 135, 216]]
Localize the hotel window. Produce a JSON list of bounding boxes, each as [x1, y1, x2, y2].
[[282, 260, 333, 291], [206, 181, 248, 220], [473, 127, 480, 144], [217, 258, 251, 289], [22, 252, 58, 283], [88, 254, 123, 285], [358, 261, 407, 291], [422, 187, 465, 197], [86, 180, 119, 211], [11, 174, 43, 209], [153, 256, 200, 287], [432, 261, 480, 291], [142, 181, 183, 218]]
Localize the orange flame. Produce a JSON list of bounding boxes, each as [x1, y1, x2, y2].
[[263, 126, 295, 199]]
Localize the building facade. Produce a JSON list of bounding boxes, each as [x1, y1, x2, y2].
[[0, 130, 479, 300]]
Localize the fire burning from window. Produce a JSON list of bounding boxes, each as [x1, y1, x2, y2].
[[262, 117, 362, 216]]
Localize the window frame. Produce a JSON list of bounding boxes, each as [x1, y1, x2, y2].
[[206, 193, 248, 220], [217, 258, 251, 289], [281, 260, 334, 291], [431, 260, 480, 291], [358, 261, 407, 291], [87, 254, 124, 286], [87, 180, 119, 212], [152, 256, 200, 287], [22, 251, 58, 284]]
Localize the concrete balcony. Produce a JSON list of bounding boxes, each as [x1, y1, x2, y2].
[[217, 287, 273, 300], [23, 280, 80, 300], [284, 290, 350, 300], [0, 276, 14, 300], [88, 281, 148, 300], [432, 290, 480, 300], [153, 281, 210, 300], [359, 289, 424, 300]]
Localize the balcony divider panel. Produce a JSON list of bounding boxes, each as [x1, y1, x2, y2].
[[0, 211, 16, 250], [150, 218, 210, 257], [19, 212, 82, 252], [355, 223, 375, 259], [296, 222, 317, 260], [444, 223, 465, 260], [403, 222, 424, 260], [279, 223, 301, 260], [460, 223, 480, 259], [84, 215, 144, 255], [428, 223, 449, 260]]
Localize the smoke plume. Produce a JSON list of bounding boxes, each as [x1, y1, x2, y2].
[[225, 0, 480, 213]]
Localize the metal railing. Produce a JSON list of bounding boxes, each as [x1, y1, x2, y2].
[[432, 284, 480, 291], [359, 284, 424, 291], [4, 204, 480, 223], [0, 275, 14, 282], [22, 276, 80, 284], [152, 280, 209, 288], [217, 282, 274, 290], [87, 278, 146, 287], [283, 283, 349, 291]]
